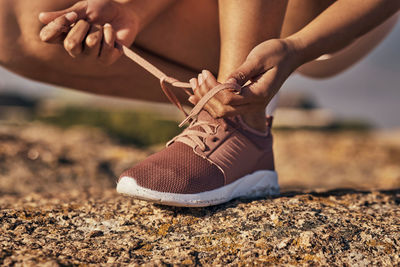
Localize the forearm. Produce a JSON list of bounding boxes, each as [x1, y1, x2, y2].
[[287, 0, 400, 64]]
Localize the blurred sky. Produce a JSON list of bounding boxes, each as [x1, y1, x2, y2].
[[0, 18, 399, 128]]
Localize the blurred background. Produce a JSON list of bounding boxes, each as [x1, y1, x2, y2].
[[1, 17, 400, 129], [0, 19, 399, 194]]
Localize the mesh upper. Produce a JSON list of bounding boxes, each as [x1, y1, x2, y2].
[[120, 142, 225, 194], [120, 112, 275, 194]]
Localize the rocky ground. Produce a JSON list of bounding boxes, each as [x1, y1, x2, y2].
[[0, 122, 399, 266]]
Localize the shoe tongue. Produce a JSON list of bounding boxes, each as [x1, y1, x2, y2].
[[195, 111, 266, 135], [182, 110, 269, 145], [197, 110, 216, 123], [186, 110, 222, 134]]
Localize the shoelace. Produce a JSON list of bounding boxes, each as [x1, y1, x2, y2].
[[166, 120, 219, 151], [122, 46, 241, 149]]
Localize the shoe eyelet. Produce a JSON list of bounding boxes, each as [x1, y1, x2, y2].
[[194, 145, 206, 153], [213, 125, 219, 134]]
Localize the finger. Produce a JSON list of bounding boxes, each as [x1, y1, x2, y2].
[[226, 59, 265, 86], [188, 78, 199, 104], [84, 24, 103, 58], [243, 67, 285, 112], [189, 78, 198, 93], [202, 69, 237, 112], [99, 24, 122, 65], [202, 70, 219, 88], [193, 74, 216, 117], [202, 69, 250, 106], [200, 70, 244, 118], [64, 20, 90, 57], [228, 67, 280, 112], [197, 73, 231, 118], [194, 76, 260, 118], [39, 12, 78, 43], [193, 74, 204, 100], [241, 67, 280, 102], [225, 69, 282, 107], [39, 1, 87, 24]]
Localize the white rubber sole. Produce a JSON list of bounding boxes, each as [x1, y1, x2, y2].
[[116, 170, 279, 207]]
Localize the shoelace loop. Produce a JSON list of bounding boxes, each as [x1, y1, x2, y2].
[[122, 45, 242, 149]]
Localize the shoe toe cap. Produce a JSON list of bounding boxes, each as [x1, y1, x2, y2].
[[118, 143, 225, 194]]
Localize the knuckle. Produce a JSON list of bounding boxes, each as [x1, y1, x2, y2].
[[233, 71, 246, 82], [238, 71, 246, 81]]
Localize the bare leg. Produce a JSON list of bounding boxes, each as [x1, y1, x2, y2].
[[217, 0, 288, 82], [0, 0, 219, 103], [2, 0, 380, 107], [217, 0, 288, 130]]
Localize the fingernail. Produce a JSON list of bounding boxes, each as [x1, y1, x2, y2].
[[189, 78, 197, 90], [202, 69, 208, 79], [65, 12, 77, 21], [198, 74, 203, 86], [104, 23, 112, 28], [39, 30, 48, 42]]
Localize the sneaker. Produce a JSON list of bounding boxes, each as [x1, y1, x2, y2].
[[116, 46, 279, 207]]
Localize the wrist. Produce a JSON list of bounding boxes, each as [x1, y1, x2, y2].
[[283, 36, 311, 67]]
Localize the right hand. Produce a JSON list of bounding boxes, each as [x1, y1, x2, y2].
[[188, 39, 302, 119], [39, 0, 139, 65]]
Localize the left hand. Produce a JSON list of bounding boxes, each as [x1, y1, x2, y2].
[[38, 0, 139, 65], [188, 38, 302, 118]]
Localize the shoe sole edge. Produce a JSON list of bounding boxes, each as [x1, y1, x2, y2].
[[116, 170, 279, 207]]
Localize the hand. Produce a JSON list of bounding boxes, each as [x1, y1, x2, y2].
[[39, 0, 139, 65], [189, 39, 302, 118]]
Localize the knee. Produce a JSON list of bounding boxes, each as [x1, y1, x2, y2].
[[0, 1, 65, 79], [0, 3, 38, 77], [0, 2, 20, 69]]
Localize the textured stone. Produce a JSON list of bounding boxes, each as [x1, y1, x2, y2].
[[0, 123, 399, 266]]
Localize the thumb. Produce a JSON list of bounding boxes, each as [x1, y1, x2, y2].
[[39, 2, 87, 24], [226, 59, 265, 86]]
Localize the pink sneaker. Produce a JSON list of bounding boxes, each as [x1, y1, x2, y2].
[[116, 46, 279, 207]]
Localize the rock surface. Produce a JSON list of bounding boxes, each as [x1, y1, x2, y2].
[[1, 123, 399, 266]]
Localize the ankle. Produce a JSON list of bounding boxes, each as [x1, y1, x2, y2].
[[241, 111, 268, 132]]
